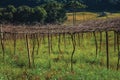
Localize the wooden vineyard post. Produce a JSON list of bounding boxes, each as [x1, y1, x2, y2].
[[48, 27, 51, 68], [99, 31, 102, 53], [70, 33, 76, 71], [42, 34, 45, 44], [81, 33, 84, 39], [25, 34, 31, 68], [13, 33, 17, 55], [32, 34, 36, 68], [63, 33, 66, 49], [93, 31, 98, 57], [58, 33, 62, 54], [117, 32, 119, 52], [0, 25, 5, 61], [106, 31, 109, 69], [50, 34, 53, 52], [114, 31, 117, 52], [77, 33, 80, 47], [117, 31, 120, 70]]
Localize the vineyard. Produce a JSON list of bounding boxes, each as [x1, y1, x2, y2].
[[0, 17, 120, 80]]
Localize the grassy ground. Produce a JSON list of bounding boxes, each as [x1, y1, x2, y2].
[[0, 32, 120, 80], [0, 12, 120, 80], [65, 12, 120, 25]]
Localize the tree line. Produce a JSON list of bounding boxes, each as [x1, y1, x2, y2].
[[0, 0, 119, 24], [0, 1, 67, 24], [0, 0, 120, 11]]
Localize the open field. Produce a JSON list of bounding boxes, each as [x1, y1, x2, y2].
[[0, 12, 120, 80], [65, 12, 120, 25]]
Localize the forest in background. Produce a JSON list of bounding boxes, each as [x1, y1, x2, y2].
[[0, 0, 120, 24], [0, 1, 67, 24], [0, 0, 120, 11]]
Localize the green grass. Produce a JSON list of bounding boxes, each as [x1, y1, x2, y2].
[[0, 31, 120, 80]]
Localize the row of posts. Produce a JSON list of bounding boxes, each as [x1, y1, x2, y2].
[[0, 25, 120, 71]]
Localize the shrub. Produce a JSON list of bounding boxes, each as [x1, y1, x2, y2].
[[98, 12, 107, 17], [14, 6, 33, 23], [44, 1, 67, 24], [32, 6, 47, 23]]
